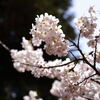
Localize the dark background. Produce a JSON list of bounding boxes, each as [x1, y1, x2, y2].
[[0, 0, 76, 100]]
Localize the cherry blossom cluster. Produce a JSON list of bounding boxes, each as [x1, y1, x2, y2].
[[30, 13, 69, 57], [1, 6, 100, 100], [11, 13, 70, 79]]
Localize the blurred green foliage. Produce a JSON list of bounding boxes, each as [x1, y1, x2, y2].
[[0, 0, 75, 100]]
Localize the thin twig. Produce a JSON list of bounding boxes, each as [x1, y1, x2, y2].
[[77, 31, 81, 46], [0, 40, 10, 52], [69, 51, 77, 60], [48, 58, 83, 68], [69, 62, 77, 72], [68, 38, 100, 76], [68, 38, 93, 68], [75, 73, 96, 86], [94, 38, 97, 67]]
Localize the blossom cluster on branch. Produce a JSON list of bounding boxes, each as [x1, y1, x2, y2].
[[1, 6, 100, 100]]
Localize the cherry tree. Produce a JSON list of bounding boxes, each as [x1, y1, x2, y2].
[[0, 6, 100, 100]]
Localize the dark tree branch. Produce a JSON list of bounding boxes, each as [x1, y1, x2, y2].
[[75, 73, 96, 86], [94, 38, 97, 67], [68, 38, 100, 76], [91, 78, 100, 85], [14, 58, 83, 69]]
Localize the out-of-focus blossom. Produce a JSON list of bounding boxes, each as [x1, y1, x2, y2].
[[23, 90, 43, 100]]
